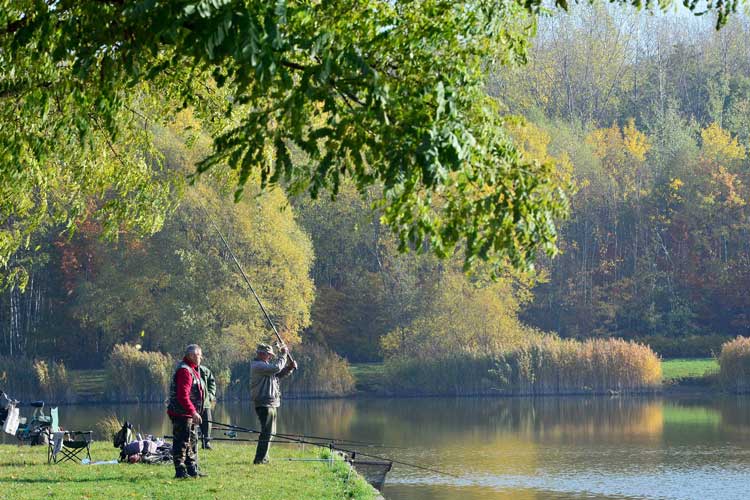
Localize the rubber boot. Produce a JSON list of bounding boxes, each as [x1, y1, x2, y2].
[[187, 465, 206, 478]]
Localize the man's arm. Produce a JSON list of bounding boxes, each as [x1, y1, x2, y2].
[[175, 368, 196, 416], [277, 358, 298, 380], [251, 354, 288, 376]]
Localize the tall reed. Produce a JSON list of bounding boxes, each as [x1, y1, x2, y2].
[[224, 343, 355, 399], [718, 336, 750, 393], [284, 343, 356, 397], [33, 359, 75, 402], [0, 356, 74, 403], [382, 337, 662, 396], [105, 344, 173, 402]]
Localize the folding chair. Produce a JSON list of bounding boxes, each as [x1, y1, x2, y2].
[[48, 429, 93, 464]]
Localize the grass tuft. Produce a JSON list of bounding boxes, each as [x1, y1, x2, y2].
[[719, 336, 750, 393]]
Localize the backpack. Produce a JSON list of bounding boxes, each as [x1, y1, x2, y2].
[[113, 421, 134, 449]]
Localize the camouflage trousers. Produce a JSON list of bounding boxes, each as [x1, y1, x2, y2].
[[171, 416, 197, 472]]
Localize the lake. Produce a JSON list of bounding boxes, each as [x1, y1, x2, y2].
[[8, 396, 750, 499]]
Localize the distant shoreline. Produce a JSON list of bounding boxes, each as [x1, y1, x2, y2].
[[44, 380, 727, 407]]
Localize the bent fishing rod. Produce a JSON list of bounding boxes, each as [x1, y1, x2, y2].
[[199, 202, 294, 362], [209, 419, 457, 478]]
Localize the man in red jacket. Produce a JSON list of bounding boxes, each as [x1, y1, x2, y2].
[[167, 344, 205, 479]]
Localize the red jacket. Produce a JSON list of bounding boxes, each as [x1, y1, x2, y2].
[[167, 357, 203, 418]]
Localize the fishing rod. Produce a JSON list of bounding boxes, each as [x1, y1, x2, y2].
[[209, 419, 458, 478], [198, 201, 294, 362], [210, 420, 404, 448]]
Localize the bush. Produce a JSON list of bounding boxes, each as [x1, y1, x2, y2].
[[105, 344, 173, 402], [382, 356, 497, 396], [381, 337, 662, 396], [719, 336, 750, 393], [284, 343, 356, 397], [0, 356, 74, 403], [224, 343, 355, 399]]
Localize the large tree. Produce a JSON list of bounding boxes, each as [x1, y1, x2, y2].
[[0, 0, 737, 283]]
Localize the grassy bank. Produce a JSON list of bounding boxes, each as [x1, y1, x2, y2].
[[661, 358, 719, 384], [353, 358, 723, 393], [73, 358, 722, 401], [0, 442, 376, 500]]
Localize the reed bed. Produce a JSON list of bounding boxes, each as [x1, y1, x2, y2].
[[718, 336, 750, 393], [382, 337, 662, 396], [32, 359, 75, 402], [94, 413, 123, 441], [105, 344, 172, 403], [0, 356, 74, 403]]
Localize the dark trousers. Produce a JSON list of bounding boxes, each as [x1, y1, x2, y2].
[[199, 407, 212, 447], [253, 406, 276, 463], [171, 416, 197, 472]]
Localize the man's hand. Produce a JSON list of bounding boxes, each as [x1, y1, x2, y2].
[[279, 344, 288, 355], [290, 360, 298, 370], [192, 411, 203, 425]]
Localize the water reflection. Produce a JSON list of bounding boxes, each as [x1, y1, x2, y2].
[[3, 396, 749, 499]]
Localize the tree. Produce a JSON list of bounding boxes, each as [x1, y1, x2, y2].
[[2, 1, 733, 282], [71, 176, 315, 366], [380, 268, 536, 359]]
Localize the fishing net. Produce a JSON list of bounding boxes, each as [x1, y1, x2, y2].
[[349, 459, 392, 491]]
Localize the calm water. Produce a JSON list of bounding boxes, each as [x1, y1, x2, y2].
[[10, 396, 750, 499]]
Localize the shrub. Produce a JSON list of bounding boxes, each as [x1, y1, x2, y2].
[[382, 355, 497, 396], [284, 343, 356, 397], [381, 337, 662, 396], [225, 342, 355, 399], [0, 356, 74, 403], [105, 344, 173, 402], [719, 336, 750, 393]]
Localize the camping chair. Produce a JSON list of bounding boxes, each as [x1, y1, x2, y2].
[[47, 425, 93, 464]]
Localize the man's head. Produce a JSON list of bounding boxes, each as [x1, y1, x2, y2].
[[256, 343, 275, 362], [185, 344, 203, 366]]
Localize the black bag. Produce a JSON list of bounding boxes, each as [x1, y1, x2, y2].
[[113, 421, 134, 449]]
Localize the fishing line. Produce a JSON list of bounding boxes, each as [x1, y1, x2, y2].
[[197, 201, 294, 361], [210, 420, 403, 448], [209, 419, 459, 478]]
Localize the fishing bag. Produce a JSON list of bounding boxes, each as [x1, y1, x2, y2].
[[121, 438, 171, 464], [122, 440, 143, 456], [113, 421, 134, 449]]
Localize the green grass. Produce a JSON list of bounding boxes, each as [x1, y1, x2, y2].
[[0, 442, 377, 500], [661, 358, 719, 383], [70, 370, 107, 401]]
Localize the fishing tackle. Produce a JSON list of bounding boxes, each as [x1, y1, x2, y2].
[[209, 419, 456, 478], [199, 202, 295, 362]]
